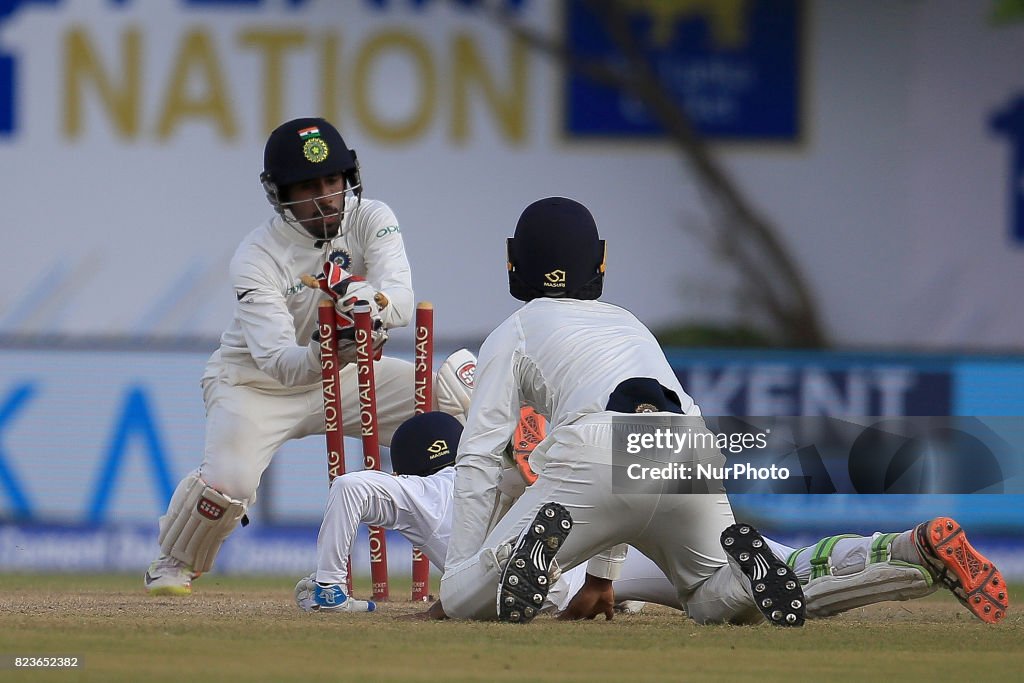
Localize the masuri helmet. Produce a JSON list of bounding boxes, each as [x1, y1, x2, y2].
[[507, 197, 606, 302], [390, 411, 462, 477]]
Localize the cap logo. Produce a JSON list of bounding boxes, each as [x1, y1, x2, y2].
[[299, 127, 329, 163], [427, 439, 450, 459], [544, 269, 566, 287]]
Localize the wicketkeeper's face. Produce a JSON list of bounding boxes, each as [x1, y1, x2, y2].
[[280, 173, 347, 240]]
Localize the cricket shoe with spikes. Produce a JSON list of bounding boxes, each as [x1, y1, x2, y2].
[[498, 502, 573, 623], [144, 555, 199, 596], [721, 523, 805, 627], [915, 517, 1008, 624]]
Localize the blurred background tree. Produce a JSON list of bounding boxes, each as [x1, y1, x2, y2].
[[484, 0, 825, 348]]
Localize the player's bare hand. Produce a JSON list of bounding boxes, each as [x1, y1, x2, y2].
[[398, 599, 448, 621], [557, 574, 615, 621]]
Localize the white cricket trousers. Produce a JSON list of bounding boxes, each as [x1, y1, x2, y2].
[[182, 356, 416, 507], [440, 415, 760, 623]]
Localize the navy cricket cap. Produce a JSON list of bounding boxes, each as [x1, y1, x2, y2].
[[390, 412, 462, 477], [507, 197, 606, 302], [262, 117, 357, 187]]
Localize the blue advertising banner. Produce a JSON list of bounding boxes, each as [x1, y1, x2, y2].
[[0, 345, 1020, 577], [563, 0, 802, 139], [668, 349, 954, 417]]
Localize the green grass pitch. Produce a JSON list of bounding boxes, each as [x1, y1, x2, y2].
[[0, 574, 1021, 682]]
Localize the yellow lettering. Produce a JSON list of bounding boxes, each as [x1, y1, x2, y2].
[[238, 29, 307, 133], [320, 32, 341, 127], [451, 33, 527, 143], [156, 29, 235, 140], [354, 31, 434, 143], [63, 26, 141, 139]]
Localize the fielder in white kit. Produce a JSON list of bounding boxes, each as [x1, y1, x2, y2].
[[144, 117, 474, 595], [296, 410, 1009, 623], [294, 411, 464, 612], [434, 197, 806, 625]]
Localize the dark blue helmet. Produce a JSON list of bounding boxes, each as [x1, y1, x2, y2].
[[259, 117, 362, 225], [507, 197, 606, 302], [262, 117, 359, 187], [390, 412, 462, 477]]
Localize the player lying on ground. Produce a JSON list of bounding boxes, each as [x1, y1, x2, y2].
[[145, 117, 475, 596], [294, 411, 1009, 623], [557, 521, 1008, 624], [439, 197, 1008, 625]]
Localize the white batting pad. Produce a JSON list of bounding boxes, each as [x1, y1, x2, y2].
[[804, 562, 936, 617], [159, 472, 246, 574]]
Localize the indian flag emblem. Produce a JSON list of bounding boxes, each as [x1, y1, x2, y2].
[[301, 127, 329, 163]]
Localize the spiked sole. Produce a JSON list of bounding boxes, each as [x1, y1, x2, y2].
[[916, 517, 1008, 623], [721, 523, 806, 627], [498, 502, 572, 623]]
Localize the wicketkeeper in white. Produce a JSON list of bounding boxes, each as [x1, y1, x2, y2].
[[295, 410, 1009, 623], [144, 117, 475, 595]]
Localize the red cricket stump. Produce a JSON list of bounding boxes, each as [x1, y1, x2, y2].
[[317, 300, 353, 597], [411, 302, 434, 601], [354, 303, 390, 602]]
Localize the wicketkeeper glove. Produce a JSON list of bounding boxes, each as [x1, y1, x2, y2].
[[336, 321, 388, 364], [305, 262, 388, 363], [320, 261, 388, 317], [310, 318, 388, 364]]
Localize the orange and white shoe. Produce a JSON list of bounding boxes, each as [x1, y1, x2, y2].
[[915, 517, 1009, 623], [512, 406, 545, 485]]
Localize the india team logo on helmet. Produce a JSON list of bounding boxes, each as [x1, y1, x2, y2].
[[261, 118, 363, 241], [299, 126, 330, 163]]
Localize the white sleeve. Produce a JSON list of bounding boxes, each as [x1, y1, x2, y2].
[[317, 471, 403, 585], [444, 316, 522, 570], [586, 544, 630, 580], [358, 202, 413, 329], [231, 257, 321, 387]]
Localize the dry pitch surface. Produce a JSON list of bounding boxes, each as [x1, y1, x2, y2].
[[0, 574, 1021, 683]]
